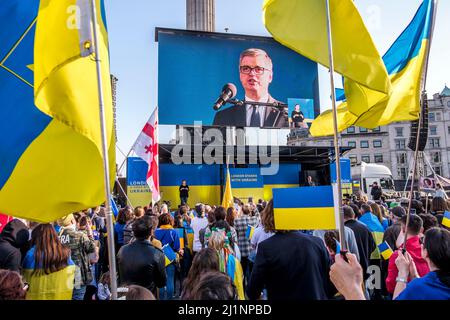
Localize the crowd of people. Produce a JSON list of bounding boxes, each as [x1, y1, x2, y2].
[[0, 190, 449, 300]]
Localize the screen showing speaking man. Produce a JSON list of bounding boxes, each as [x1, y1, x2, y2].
[[212, 48, 287, 128], [157, 28, 320, 128]]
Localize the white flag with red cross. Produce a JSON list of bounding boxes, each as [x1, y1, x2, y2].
[[133, 108, 160, 203]]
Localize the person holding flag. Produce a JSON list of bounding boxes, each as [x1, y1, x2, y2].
[[385, 214, 430, 294]]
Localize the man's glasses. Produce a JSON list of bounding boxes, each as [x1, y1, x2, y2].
[[239, 65, 271, 75]]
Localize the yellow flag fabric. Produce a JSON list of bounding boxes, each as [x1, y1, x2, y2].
[[311, 0, 434, 136], [263, 0, 390, 98], [22, 266, 76, 300], [221, 168, 234, 209], [0, 0, 115, 223]]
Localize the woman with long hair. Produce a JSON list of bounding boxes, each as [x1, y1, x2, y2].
[[369, 202, 388, 230], [181, 248, 220, 300], [22, 224, 75, 300]]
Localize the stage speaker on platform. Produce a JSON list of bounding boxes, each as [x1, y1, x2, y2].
[[408, 95, 429, 152]]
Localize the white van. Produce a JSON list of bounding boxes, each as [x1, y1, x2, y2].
[[352, 162, 396, 198]]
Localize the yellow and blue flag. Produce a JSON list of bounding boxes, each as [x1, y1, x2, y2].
[[263, 0, 390, 97], [442, 211, 450, 229], [359, 212, 385, 259], [312, 0, 436, 136], [225, 253, 245, 300], [0, 0, 115, 223], [378, 241, 394, 260], [162, 244, 177, 266], [175, 228, 185, 249], [273, 186, 338, 230], [22, 247, 76, 300], [245, 225, 255, 240]]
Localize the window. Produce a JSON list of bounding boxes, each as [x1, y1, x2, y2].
[[395, 139, 406, 150], [397, 168, 408, 180], [431, 151, 441, 163], [373, 140, 382, 148], [429, 113, 435, 122], [434, 166, 442, 175], [374, 154, 383, 163], [372, 127, 381, 132], [430, 126, 437, 136], [395, 127, 404, 137], [349, 155, 357, 166], [347, 126, 355, 134], [359, 127, 368, 133], [448, 126, 450, 135], [429, 138, 440, 148], [397, 152, 407, 165], [436, 112, 442, 121], [360, 141, 369, 148], [361, 155, 370, 163], [348, 141, 356, 148]]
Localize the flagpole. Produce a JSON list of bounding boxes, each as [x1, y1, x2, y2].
[[89, 0, 118, 300], [115, 177, 135, 209], [404, 0, 438, 250], [324, 0, 347, 252]]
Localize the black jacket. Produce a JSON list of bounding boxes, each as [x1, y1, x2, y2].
[[344, 219, 376, 280], [117, 239, 166, 292], [247, 231, 336, 300], [371, 186, 382, 200], [0, 219, 29, 272], [213, 96, 288, 128]]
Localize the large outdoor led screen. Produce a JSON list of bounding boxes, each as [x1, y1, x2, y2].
[[157, 28, 320, 129]]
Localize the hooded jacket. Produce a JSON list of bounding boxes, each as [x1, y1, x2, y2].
[[0, 219, 29, 272]]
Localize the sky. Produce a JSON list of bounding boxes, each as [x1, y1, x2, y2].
[[104, 0, 450, 171]]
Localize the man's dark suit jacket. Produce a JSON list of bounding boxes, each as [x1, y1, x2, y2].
[[212, 96, 288, 128], [246, 231, 336, 300]]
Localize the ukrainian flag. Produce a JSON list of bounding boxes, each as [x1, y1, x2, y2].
[[225, 253, 245, 300], [359, 212, 385, 259], [175, 228, 185, 249], [378, 241, 394, 260], [311, 0, 436, 136], [273, 186, 338, 230], [22, 247, 76, 300], [246, 225, 255, 240], [162, 244, 177, 266], [263, 0, 390, 96], [0, 0, 115, 223], [183, 220, 194, 251], [442, 211, 450, 228]]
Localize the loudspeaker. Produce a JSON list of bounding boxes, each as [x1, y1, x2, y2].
[[408, 95, 429, 151]]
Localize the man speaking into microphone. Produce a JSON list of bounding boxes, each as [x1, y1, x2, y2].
[[213, 48, 288, 128]]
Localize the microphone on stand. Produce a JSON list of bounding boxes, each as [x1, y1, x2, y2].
[[213, 83, 237, 111]]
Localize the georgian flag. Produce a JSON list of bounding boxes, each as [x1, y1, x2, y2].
[[133, 108, 160, 203]]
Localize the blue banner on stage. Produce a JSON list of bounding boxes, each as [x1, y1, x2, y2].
[[330, 158, 352, 183], [126, 157, 148, 187], [229, 167, 263, 189]]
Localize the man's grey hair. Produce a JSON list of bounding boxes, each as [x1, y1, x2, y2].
[[239, 48, 273, 70]]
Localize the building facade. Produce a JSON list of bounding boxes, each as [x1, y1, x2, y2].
[[287, 86, 450, 182]]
